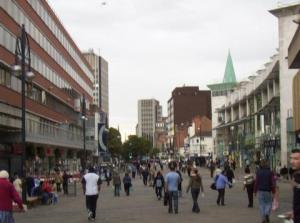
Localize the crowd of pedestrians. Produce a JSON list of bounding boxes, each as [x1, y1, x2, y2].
[[2, 152, 300, 223]]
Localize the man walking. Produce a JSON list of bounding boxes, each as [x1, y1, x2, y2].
[[286, 149, 300, 223], [165, 161, 181, 214], [82, 167, 102, 221], [254, 160, 274, 223]]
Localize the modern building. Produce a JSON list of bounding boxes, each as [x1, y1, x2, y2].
[[137, 99, 162, 146], [0, 0, 96, 175], [288, 9, 300, 146], [270, 3, 300, 166], [167, 86, 211, 153], [207, 51, 237, 158], [83, 49, 109, 125], [214, 53, 280, 168]]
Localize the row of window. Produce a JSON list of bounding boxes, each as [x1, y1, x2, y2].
[[26, 0, 94, 82], [212, 90, 228, 97], [0, 0, 93, 97], [0, 25, 89, 102]]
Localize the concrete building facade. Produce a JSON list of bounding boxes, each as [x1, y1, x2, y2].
[[137, 99, 162, 146], [83, 49, 109, 124], [270, 4, 300, 166], [0, 0, 96, 175]]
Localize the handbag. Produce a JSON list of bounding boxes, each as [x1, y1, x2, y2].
[[210, 182, 217, 190]]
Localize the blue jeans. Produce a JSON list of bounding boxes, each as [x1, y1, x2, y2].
[[258, 191, 272, 219], [114, 184, 121, 196], [168, 191, 179, 213]]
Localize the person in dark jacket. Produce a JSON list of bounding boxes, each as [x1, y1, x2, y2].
[[286, 149, 300, 223], [141, 167, 149, 186], [186, 168, 204, 213], [254, 160, 274, 223], [176, 169, 183, 197], [153, 171, 164, 200], [225, 165, 235, 188], [62, 171, 69, 195], [123, 173, 132, 196]]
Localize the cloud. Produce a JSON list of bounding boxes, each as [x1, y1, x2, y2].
[[48, 0, 279, 139]]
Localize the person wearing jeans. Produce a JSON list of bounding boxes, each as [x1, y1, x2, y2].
[[112, 171, 121, 197], [165, 161, 180, 214], [254, 160, 274, 223], [186, 168, 204, 213]]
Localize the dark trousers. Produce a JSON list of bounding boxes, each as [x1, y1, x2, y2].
[[56, 183, 61, 192], [191, 188, 200, 212], [217, 188, 225, 205], [143, 177, 147, 186], [246, 185, 254, 207], [155, 187, 162, 199], [124, 184, 130, 196], [86, 195, 98, 219], [168, 191, 179, 213], [132, 172, 136, 179], [63, 182, 68, 194]]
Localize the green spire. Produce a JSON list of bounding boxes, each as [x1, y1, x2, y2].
[[223, 51, 236, 83]]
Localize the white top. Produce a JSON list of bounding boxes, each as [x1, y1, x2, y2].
[[83, 173, 101, 195]]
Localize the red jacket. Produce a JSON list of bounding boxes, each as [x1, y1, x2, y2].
[[0, 178, 23, 211]]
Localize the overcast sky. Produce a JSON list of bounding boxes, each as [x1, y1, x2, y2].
[[47, 0, 287, 140]]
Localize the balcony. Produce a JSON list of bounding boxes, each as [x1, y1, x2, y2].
[[26, 118, 95, 151]]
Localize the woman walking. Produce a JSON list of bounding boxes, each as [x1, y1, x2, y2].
[[216, 171, 231, 206], [186, 168, 204, 213], [0, 170, 24, 223], [123, 173, 132, 196], [243, 166, 255, 207], [153, 171, 164, 200]]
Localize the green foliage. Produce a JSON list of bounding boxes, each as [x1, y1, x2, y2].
[[149, 148, 160, 158], [107, 127, 122, 157], [122, 135, 151, 161]]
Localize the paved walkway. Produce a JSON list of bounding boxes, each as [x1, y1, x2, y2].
[[14, 167, 293, 223]]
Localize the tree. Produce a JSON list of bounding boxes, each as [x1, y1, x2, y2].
[[149, 148, 160, 158], [122, 135, 151, 161], [107, 127, 122, 157]]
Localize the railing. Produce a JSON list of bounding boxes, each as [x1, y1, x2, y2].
[[26, 118, 95, 151]]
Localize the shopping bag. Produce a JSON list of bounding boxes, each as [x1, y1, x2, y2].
[[210, 182, 217, 190]]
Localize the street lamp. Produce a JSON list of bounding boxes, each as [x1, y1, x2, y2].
[[11, 24, 35, 203], [198, 125, 202, 156], [81, 95, 88, 171]]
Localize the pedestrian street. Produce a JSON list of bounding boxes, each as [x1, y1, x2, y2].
[[14, 168, 293, 223]]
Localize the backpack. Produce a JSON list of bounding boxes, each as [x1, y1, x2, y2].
[[156, 178, 162, 187]]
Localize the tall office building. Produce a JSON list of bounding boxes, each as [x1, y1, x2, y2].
[[137, 99, 162, 146], [83, 49, 109, 124], [167, 86, 211, 150], [0, 0, 95, 174]]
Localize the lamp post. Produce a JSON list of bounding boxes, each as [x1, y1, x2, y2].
[[81, 95, 88, 171], [198, 125, 202, 157], [11, 24, 35, 203]]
